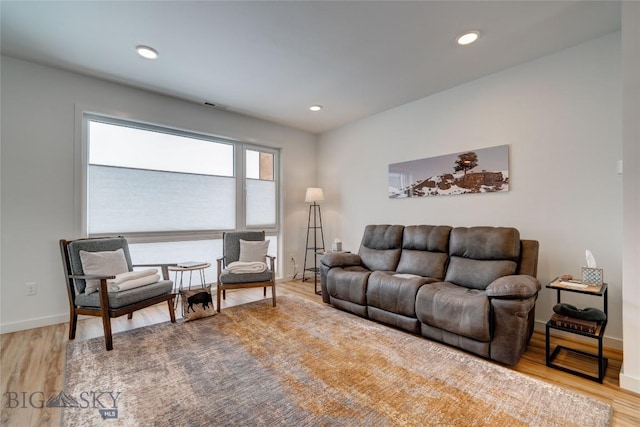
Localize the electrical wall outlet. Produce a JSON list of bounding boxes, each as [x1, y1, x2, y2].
[[26, 282, 37, 296]]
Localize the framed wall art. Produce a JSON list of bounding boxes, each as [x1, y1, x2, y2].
[[388, 145, 509, 199]]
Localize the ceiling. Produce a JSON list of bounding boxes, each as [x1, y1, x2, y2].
[[0, 1, 621, 134]]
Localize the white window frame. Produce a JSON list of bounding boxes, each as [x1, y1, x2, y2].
[[243, 145, 280, 230], [76, 109, 280, 245]]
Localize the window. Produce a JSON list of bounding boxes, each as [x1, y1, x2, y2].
[[84, 115, 280, 279], [87, 120, 236, 234], [245, 149, 277, 227]]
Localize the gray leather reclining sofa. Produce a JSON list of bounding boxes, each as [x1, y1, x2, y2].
[[319, 225, 541, 365]]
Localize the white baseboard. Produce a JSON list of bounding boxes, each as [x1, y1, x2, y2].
[[278, 275, 303, 282], [2, 281, 301, 334], [619, 364, 640, 394], [533, 319, 623, 350], [0, 313, 68, 334]]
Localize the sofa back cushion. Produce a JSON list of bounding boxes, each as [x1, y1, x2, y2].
[[396, 225, 452, 279], [444, 227, 520, 290], [358, 225, 404, 271]]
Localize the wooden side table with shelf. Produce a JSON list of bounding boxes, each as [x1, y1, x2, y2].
[[545, 279, 608, 383]]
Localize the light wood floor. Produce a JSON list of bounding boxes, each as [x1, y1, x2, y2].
[[1, 280, 639, 426]]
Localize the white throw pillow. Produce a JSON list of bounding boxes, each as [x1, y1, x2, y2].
[[79, 248, 129, 294], [238, 239, 269, 263]]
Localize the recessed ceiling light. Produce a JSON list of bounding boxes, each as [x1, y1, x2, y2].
[[457, 31, 480, 46], [136, 45, 158, 59], [309, 105, 323, 112]]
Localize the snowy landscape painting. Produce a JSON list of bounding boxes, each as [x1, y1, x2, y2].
[[388, 145, 509, 198]]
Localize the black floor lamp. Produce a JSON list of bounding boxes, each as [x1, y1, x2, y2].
[[302, 187, 325, 282]]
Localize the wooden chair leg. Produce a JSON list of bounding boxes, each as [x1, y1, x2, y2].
[[217, 285, 222, 313], [223, 289, 226, 299], [263, 286, 267, 297], [99, 280, 114, 351], [168, 297, 176, 323], [101, 309, 113, 351], [127, 313, 133, 320], [69, 309, 78, 340], [272, 283, 276, 307]]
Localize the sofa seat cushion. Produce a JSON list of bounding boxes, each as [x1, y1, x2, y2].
[[367, 271, 435, 318], [415, 282, 490, 342], [326, 268, 371, 306], [75, 280, 173, 309]]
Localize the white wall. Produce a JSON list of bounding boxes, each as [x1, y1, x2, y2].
[[0, 56, 318, 333], [318, 33, 623, 347], [620, 1, 640, 394]]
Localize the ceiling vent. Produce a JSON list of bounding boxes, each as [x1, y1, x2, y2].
[[204, 102, 229, 111]]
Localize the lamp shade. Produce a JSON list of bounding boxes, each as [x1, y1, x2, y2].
[[305, 187, 324, 203]]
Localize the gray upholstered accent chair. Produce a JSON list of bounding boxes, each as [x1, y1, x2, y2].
[[216, 231, 276, 312], [60, 237, 176, 351]]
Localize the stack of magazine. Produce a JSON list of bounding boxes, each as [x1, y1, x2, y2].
[[548, 277, 604, 334], [549, 314, 598, 334]]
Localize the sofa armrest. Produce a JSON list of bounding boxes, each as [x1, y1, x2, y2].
[[319, 253, 362, 304], [487, 275, 541, 364], [320, 252, 362, 268], [486, 275, 541, 299]]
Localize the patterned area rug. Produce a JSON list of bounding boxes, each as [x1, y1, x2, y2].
[[64, 295, 612, 426]]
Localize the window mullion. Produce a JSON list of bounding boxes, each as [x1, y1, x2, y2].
[[236, 144, 246, 230]]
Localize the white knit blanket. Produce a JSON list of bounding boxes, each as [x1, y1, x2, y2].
[[108, 269, 160, 292], [227, 261, 267, 274]]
